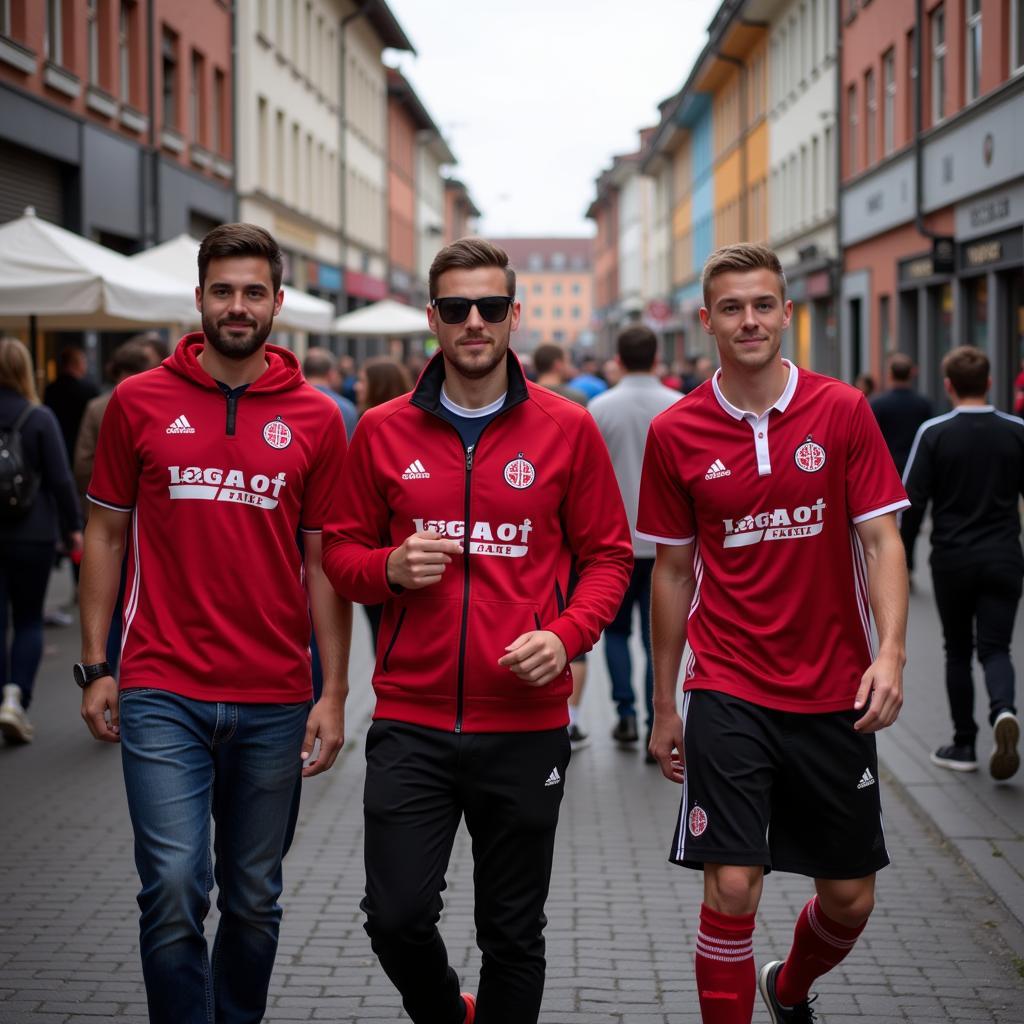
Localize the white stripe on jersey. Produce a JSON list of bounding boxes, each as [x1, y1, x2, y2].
[[121, 509, 141, 659], [848, 527, 874, 660], [676, 691, 693, 863], [635, 530, 695, 546]]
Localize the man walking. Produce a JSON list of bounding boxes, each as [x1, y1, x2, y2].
[[323, 237, 632, 1024], [902, 345, 1023, 780], [639, 244, 909, 1023], [588, 325, 680, 756], [78, 223, 351, 1024], [870, 352, 933, 577], [303, 346, 359, 440]]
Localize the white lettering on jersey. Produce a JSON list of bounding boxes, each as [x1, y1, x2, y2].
[[413, 517, 533, 557], [167, 466, 288, 509], [722, 499, 826, 548]]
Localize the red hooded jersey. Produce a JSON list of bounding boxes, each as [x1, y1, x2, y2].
[[88, 333, 347, 702], [322, 352, 633, 733]]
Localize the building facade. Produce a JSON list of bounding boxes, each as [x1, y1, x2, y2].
[[491, 238, 594, 354], [840, 0, 1024, 407]]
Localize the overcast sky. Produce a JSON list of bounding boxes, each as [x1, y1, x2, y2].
[[385, 0, 722, 238]]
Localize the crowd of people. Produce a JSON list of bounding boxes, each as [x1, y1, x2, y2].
[[0, 224, 1020, 1024]]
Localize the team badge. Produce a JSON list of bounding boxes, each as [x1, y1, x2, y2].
[[794, 436, 826, 473], [688, 804, 708, 837], [263, 417, 292, 450], [503, 453, 535, 489]]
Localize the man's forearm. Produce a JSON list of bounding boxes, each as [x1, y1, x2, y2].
[[650, 553, 696, 711], [864, 523, 909, 659], [79, 519, 127, 662], [307, 541, 352, 703]]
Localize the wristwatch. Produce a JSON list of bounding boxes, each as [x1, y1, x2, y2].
[[73, 661, 113, 689]]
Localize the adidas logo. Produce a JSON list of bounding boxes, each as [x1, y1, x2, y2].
[[857, 767, 876, 790], [704, 458, 731, 480], [544, 767, 561, 787], [402, 459, 430, 480], [166, 415, 196, 434]]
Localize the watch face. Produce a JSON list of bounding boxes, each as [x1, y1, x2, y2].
[[73, 664, 86, 687]]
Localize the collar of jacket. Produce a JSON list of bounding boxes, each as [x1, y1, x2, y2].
[[410, 349, 530, 415]]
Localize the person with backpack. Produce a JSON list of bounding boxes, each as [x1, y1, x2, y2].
[[0, 337, 82, 743]]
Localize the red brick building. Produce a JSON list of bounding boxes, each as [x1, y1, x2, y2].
[[840, 0, 1024, 406]]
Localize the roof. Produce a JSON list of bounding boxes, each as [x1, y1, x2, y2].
[[361, 1, 415, 54], [386, 67, 456, 163], [489, 238, 593, 273]]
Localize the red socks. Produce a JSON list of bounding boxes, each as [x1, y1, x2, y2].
[[694, 903, 756, 1024], [775, 896, 866, 1006]]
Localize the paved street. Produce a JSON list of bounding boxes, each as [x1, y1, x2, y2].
[[2, 560, 1024, 1023]]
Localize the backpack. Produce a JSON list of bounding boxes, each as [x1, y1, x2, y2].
[[0, 405, 41, 521]]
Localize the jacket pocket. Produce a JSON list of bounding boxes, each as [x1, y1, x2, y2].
[[381, 607, 407, 673]]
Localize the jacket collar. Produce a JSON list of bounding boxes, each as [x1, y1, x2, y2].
[[410, 349, 530, 414]]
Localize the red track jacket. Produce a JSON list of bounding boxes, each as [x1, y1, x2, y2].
[[323, 352, 633, 733]]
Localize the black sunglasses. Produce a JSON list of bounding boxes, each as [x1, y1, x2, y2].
[[431, 295, 513, 324]]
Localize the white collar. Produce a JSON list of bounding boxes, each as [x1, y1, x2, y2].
[[440, 386, 506, 419], [712, 360, 798, 420]]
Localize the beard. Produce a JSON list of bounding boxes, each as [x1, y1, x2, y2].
[[201, 310, 273, 359], [444, 331, 510, 380]]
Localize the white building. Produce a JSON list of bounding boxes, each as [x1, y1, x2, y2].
[[765, 0, 840, 374], [616, 156, 656, 320]]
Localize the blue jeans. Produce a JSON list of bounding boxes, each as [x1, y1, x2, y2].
[[604, 557, 654, 728], [0, 539, 55, 708], [119, 689, 308, 1024]]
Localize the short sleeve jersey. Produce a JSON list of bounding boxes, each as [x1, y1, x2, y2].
[[88, 337, 347, 703], [637, 363, 908, 712]]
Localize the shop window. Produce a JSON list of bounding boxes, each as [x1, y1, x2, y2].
[[966, 275, 989, 351], [879, 294, 891, 354]]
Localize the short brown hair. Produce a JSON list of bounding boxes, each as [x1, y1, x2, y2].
[[617, 325, 658, 371], [198, 223, 283, 293], [106, 340, 158, 382], [532, 343, 567, 376], [701, 243, 787, 306], [428, 237, 515, 300], [360, 357, 412, 413], [942, 345, 989, 398], [887, 352, 915, 383]]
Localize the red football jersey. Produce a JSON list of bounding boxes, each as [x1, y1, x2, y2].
[[637, 364, 908, 712], [88, 334, 347, 702]]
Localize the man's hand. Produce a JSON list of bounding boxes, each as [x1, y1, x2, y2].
[[498, 630, 567, 686], [301, 694, 345, 777], [80, 676, 120, 743], [650, 708, 685, 783], [853, 649, 904, 732], [386, 531, 463, 590]]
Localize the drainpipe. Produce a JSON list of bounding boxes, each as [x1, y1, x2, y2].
[[230, 0, 238, 220], [146, 0, 157, 245]]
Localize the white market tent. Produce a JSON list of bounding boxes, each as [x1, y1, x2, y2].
[[332, 298, 429, 337], [130, 234, 334, 334], [0, 208, 199, 332]]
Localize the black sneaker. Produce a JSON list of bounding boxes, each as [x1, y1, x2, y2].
[[567, 724, 589, 751], [611, 716, 638, 743], [930, 743, 978, 772], [758, 961, 818, 1023], [990, 712, 1020, 781]]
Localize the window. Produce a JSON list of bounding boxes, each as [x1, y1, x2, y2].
[[847, 83, 858, 175], [965, 0, 981, 103], [572, 307, 581, 319], [87, 0, 99, 85], [553, 283, 563, 295], [552, 306, 563, 319], [162, 28, 178, 131], [879, 294, 891, 354], [532, 283, 543, 294], [906, 28, 916, 140], [931, 4, 946, 124], [212, 69, 225, 154], [0, 1, 9, 36], [190, 50, 203, 143], [882, 49, 895, 156], [257, 96, 268, 189], [551, 252, 566, 269], [119, 2, 133, 103], [865, 68, 877, 166], [1014, 0, 1024, 73], [572, 282, 581, 294], [811, 135, 820, 218], [44, 0, 63, 64]]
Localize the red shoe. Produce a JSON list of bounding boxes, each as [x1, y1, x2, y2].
[[461, 992, 477, 1023]]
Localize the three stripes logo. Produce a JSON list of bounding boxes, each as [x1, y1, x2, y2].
[[857, 767, 876, 790], [402, 459, 430, 480], [704, 458, 731, 480], [544, 767, 561, 787], [166, 415, 196, 435]]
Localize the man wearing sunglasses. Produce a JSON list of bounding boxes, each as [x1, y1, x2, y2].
[[323, 238, 632, 1024]]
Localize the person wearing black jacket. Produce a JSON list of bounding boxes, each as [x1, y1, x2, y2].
[[902, 345, 1024, 780], [0, 337, 83, 743]]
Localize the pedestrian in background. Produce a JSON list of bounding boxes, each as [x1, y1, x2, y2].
[[323, 237, 631, 1024], [589, 324, 681, 761], [870, 352, 933, 580], [640, 244, 908, 1024], [78, 223, 351, 1024], [44, 345, 99, 460], [303, 346, 358, 440], [902, 345, 1023, 781], [73, 337, 163, 674], [0, 337, 82, 744]]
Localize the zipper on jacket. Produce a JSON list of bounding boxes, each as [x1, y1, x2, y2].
[[454, 442, 474, 733], [215, 381, 250, 436]]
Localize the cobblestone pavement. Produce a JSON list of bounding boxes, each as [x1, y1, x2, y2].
[[1, 572, 1023, 1022]]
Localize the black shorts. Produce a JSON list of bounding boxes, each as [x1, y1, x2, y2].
[[670, 690, 889, 879]]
